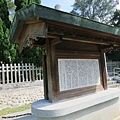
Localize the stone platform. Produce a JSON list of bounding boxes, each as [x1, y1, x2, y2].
[[32, 88, 120, 120]]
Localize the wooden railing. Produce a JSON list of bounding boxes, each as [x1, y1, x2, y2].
[[0, 63, 43, 85]]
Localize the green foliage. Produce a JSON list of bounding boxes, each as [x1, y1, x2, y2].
[[71, 0, 118, 24], [14, 0, 43, 67], [106, 51, 120, 61], [0, 0, 11, 29], [15, 0, 41, 11], [7, 0, 15, 11], [6, 0, 15, 21], [0, 18, 4, 39], [106, 9, 120, 61], [111, 9, 120, 27], [15, 0, 27, 11], [0, 0, 43, 66], [0, 0, 18, 64], [19, 47, 45, 67]]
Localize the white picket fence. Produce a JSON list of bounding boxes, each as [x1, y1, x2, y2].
[[0, 63, 43, 85]]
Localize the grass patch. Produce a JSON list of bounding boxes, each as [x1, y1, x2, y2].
[[0, 104, 31, 116]]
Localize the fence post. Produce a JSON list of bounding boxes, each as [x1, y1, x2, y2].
[[2, 64, 5, 84], [39, 67, 42, 80], [29, 63, 32, 82], [22, 63, 24, 82], [18, 63, 21, 82], [32, 63, 35, 81], [14, 63, 17, 83], [10, 64, 13, 84], [6, 64, 9, 84], [25, 63, 28, 82], [0, 63, 43, 85], [35, 66, 38, 80]]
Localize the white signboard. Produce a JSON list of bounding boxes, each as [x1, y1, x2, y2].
[[58, 59, 100, 91]]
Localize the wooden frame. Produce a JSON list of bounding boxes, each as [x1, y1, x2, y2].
[[54, 50, 104, 101], [44, 40, 105, 102]]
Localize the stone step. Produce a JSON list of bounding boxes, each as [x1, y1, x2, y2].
[[107, 80, 117, 85], [108, 84, 120, 88]]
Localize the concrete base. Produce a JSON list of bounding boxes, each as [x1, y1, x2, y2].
[[32, 89, 120, 120]]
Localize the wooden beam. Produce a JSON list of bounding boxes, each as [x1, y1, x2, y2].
[[51, 37, 62, 46], [62, 37, 111, 45]]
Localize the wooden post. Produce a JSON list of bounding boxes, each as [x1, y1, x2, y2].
[[100, 49, 107, 90], [46, 39, 57, 102], [42, 55, 48, 100]]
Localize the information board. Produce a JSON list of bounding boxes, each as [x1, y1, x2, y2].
[[58, 59, 100, 91]]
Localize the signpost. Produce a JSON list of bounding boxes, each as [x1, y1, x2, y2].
[[9, 4, 120, 120]]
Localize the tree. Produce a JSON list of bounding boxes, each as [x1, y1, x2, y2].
[[71, 0, 119, 23], [14, 0, 44, 67], [15, 0, 41, 11], [0, 18, 17, 64], [20, 47, 45, 67], [6, 0, 15, 21], [14, 0, 27, 11], [0, 0, 11, 30], [111, 9, 120, 27], [0, 0, 18, 64], [7, 0, 15, 12], [106, 9, 120, 61]]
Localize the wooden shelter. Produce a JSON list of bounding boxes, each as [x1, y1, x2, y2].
[[9, 4, 120, 103]]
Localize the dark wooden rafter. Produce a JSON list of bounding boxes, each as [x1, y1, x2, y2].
[[47, 24, 120, 46], [101, 44, 120, 52]]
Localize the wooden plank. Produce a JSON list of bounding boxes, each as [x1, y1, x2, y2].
[[55, 50, 100, 58], [59, 84, 103, 100], [55, 40, 99, 52], [62, 37, 110, 45]]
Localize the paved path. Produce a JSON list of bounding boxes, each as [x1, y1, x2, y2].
[[1, 109, 37, 120]]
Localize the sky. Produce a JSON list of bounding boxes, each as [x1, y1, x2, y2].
[[41, 0, 74, 12], [41, 0, 120, 13]]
